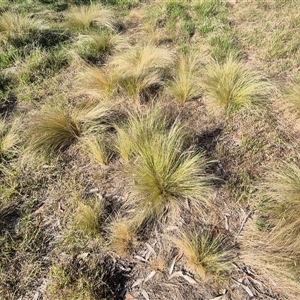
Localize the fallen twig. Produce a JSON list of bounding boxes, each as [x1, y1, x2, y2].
[[234, 210, 253, 243]]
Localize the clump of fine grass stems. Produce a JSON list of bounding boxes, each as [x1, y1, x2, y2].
[[26, 102, 113, 158], [75, 31, 128, 63], [0, 11, 44, 42], [240, 162, 300, 299], [202, 56, 272, 117], [0, 118, 20, 158], [76, 64, 118, 100], [175, 230, 232, 281], [262, 163, 300, 255], [167, 51, 203, 103], [108, 217, 138, 256], [74, 198, 103, 237], [65, 3, 115, 32], [82, 135, 112, 165], [118, 107, 213, 227], [111, 44, 175, 104]]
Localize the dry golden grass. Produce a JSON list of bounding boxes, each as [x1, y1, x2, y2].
[[108, 217, 138, 256], [82, 135, 111, 165], [284, 78, 300, 117], [110, 44, 174, 103], [115, 106, 168, 161], [27, 105, 81, 157], [76, 64, 118, 99], [202, 57, 272, 116], [262, 163, 300, 255], [74, 198, 103, 236], [167, 52, 203, 103], [26, 102, 112, 158], [175, 230, 231, 281], [0, 11, 43, 40], [0, 118, 20, 157], [124, 117, 213, 227], [75, 32, 129, 62], [241, 219, 300, 300], [65, 3, 114, 32]]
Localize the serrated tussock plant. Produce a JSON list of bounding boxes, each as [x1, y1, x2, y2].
[[75, 32, 129, 63], [0, 11, 44, 41], [74, 198, 103, 236], [115, 106, 168, 161], [65, 3, 115, 32], [122, 109, 213, 226], [167, 51, 203, 103], [175, 230, 232, 281], [202, 57, 272, 116], [0, 118, 20, 157], [108, 217, 138, 256], [262, 163, 300, 255], [76, 64, 118, 99], [284, 78, 300, 117], [27, 102, 112, 157], [82, 134, 111, 165], [110, 44, 175, 103]]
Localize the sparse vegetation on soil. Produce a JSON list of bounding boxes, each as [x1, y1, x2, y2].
[[1, 0, 300, 299]]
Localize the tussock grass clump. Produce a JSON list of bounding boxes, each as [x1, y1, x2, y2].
[[111, 44, 174, 103], [65, 3, 114, 32], [284, 78, 300, 117], [74, 199, 103, 236], [82, 135, 111, 165], [0, 119, 19, 158], [27, 106, 81, 157], [77, 64, 118, 99], [124, 112, 212, 225], [27, 102, 112, 157], [175, 230, 231, 281], [108, 217, 138, 256], [240, 163, 300, 297], [115, 107, 168, 161], [0, 11, 44, 42], [167, 52, 203, 103], [75, 32, 128, 63], [241, 220, 300, 300], [263, 163, 300, 255], [202, 57, 271, 116]]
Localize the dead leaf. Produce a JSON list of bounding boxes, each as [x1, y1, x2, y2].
[[77, 252, 89, 260], [145, 242, 156, 257], [181, 274, 197, 285], [134, 255, 148, 262], [132, 278, 144, 288], [169, 257, 176, 275], [168, 271, 183, 280], [33, 291, 40, 300], [209, 296, 223, 300], [144, 271, 156, 283], [141, 289, 150, 300]]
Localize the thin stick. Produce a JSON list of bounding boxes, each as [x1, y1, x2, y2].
[[234, 211, 253, 243]]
